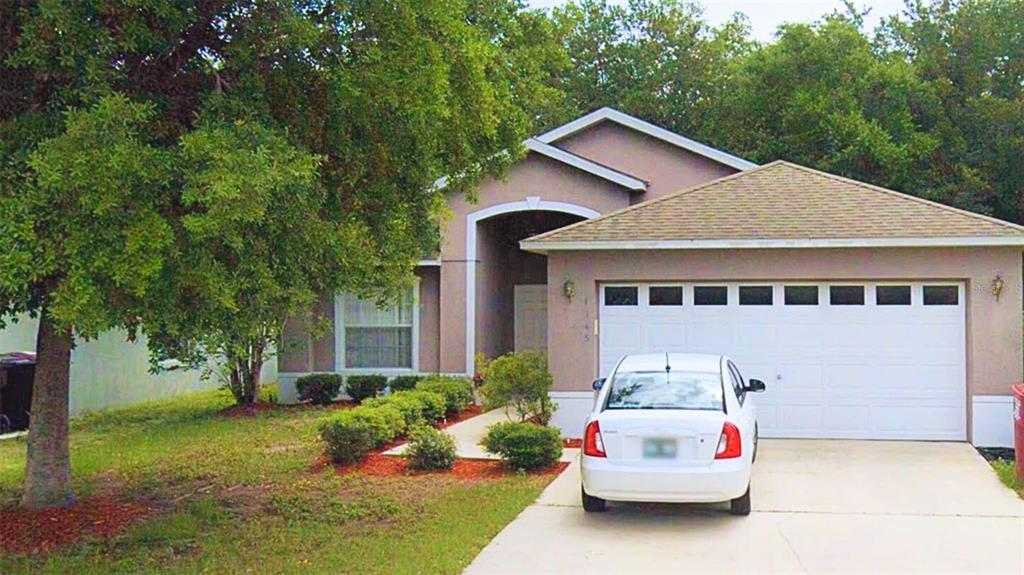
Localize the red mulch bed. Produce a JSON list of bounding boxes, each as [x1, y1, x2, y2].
[[438, 404, 483, 428], [337, 453, 569, 479], [563, 438, 582, 449], [0, 498, 154, 556]]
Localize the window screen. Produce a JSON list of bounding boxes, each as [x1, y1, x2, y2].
[[923, 285, 958, 306], [876, 285, 911, 306], [784, 286, 819, 305], [739, 286, 773, 306], [693, 286, 728, 306], [829, 285, 865, 305], [344, 291, 414, 368], [604, 286, 638, 306], [649, 286, 683, 306]]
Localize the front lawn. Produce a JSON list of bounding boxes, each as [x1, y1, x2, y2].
[[0, 389, 555, 574], [990, 460, 1024, 498]]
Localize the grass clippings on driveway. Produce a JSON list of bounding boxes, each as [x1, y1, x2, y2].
[[0, 389, 557, 574]]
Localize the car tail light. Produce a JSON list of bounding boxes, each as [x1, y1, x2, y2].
[[715, 422, 742, 459], [583, 420, 606, 458]]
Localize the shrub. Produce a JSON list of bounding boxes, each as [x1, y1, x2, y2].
[[319, 409, 392, 464], [479, 352, 555, 423], [480, 421, 563, 470], [405, 425, 458, 471], [364, 403, 406, 438], [389, 375, 423, 392], [416, 375, 474, 414], [363, 391, 433, 430], [296, 374, 343, 405], [346, 374, 387, 403]]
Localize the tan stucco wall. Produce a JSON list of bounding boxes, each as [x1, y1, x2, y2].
[[553, 121, 738, 201], [546, 247, 1023, 398], [438, 152, 635, 372]]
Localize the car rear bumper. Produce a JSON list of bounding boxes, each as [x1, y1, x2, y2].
[[581, 455, 751, 503]]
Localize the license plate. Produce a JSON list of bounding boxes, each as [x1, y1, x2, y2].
[[643, 438, 678, 459]]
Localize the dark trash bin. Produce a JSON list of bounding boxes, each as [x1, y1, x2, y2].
[[0, 351, 36, 432]]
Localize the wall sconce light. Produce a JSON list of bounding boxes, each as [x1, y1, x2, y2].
[[563, 279, 576, 301], [991, 275, 1005, 301]]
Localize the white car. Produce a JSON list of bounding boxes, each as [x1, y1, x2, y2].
[[580, 353, 765, 515]]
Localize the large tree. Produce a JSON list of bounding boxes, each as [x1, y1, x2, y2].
[[1, 0, 559, 508]]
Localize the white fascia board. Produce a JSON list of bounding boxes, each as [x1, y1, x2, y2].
[[523, 139, 646, 190], [536, 107, 758, 171], [520, 236, 1024, 254]]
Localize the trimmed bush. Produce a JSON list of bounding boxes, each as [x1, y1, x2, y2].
[[402, 390, 447, 423], [389, 375, 423, 392], [416, 375, 474, 414], [364, 403, 406, 438], [405, 425, 458, 471], [295, 374, 343, 405], [346, 374, 387, 403], [363, 390, 446, 429], [480, 421, 563, 470], [479, 352, 555, 424], [319, 409, 393, 464]]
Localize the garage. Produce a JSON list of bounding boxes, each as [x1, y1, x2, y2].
[[598, 282, 966, 440]]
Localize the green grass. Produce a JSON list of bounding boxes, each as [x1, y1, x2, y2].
[[991, 460, 1024, 498], [0, 389, 555, 574]]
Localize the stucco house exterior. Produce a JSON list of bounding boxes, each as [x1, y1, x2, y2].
[[277, 108, 1024, 447]]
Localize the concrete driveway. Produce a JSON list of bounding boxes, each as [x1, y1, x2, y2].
[[465, 440, 1024, 574]]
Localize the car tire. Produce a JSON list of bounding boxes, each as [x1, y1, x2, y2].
[[730, 485, 751, 516], [581, 486, 607, 512]]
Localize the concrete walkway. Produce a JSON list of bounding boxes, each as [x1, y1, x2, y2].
[[466, 440, 1024, 574], [385, 409, 578, 463]]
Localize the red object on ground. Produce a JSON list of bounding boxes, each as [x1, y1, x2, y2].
[[1013, 384, 1024, 481], [563, 438, 582, 449], [0, 499, 153, 555]]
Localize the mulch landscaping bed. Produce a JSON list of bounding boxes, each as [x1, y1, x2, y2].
[[438, 404, 483, 428], [337, 453, 569, 479], [0, 498, 154, 556], [977, 447, 1016, 462]]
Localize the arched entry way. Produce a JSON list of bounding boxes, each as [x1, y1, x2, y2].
[[465, 199, 599, 373]]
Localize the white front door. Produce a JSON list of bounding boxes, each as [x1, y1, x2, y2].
[[599, 282, 967, 441], [514, 284, 548, 354]]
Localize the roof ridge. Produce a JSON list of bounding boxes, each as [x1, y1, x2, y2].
[[523, 161, 784, 244], [779, 161, 1024, 234]]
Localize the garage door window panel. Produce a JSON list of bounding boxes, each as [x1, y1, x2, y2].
[[649, 286, 683, 306], [784, 286, 819, 305], [739, 286, 773, 306], [923, 285, 959, 306], [693, 286, 728, 306], [604, 286, 638, 306], [829, 285, 865, 306], [876, 285, 911, 306]]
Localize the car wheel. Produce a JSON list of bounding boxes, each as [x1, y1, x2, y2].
[[581, 485, 607, 512], [730, 484, 751, 516]]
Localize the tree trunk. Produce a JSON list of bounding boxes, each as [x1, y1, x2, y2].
[[21, 313, 74, 508]]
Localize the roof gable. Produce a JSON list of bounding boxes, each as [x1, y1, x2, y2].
[[521, 161, 1024, 251], [537, 107, 758, 171]]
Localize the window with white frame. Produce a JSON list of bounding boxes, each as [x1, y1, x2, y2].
[[339, 289, 416, 369]]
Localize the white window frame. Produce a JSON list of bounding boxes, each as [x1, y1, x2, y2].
[[334, 280, 420, 374]]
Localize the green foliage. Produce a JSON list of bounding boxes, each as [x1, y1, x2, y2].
[[318, 408, 394, 464], [480, 421, 563, 471], [363, 404, 406, 439], [389, 375, 423, 392], [405, 425, 458, 471], [296, 374, 344, 405], [364, 390, 447, 430], [416, 376, 474, 414], [346, 375, 388, 403], [480, 352, 555, 424]]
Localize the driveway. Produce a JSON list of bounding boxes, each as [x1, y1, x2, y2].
[[465, 440, 1024, 573]]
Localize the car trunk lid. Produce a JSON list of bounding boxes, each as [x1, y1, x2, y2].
[[596, 410, 725, 466]]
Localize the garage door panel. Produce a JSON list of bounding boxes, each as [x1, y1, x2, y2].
[[599, 282, 966, 441]]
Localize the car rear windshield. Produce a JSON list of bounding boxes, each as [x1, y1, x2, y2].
[[604, 370, 724, 411]]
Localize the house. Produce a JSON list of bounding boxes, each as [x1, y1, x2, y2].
[[277, 108, 1024, 447]]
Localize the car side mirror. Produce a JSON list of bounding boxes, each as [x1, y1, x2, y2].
[[592, 378, 606, 391], [746, 379, 766, 393]]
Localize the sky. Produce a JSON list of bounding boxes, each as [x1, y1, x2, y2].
[[526, 0, 909, 42]]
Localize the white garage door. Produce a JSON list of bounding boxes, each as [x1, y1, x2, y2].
[[599, 282, 966, 440]]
